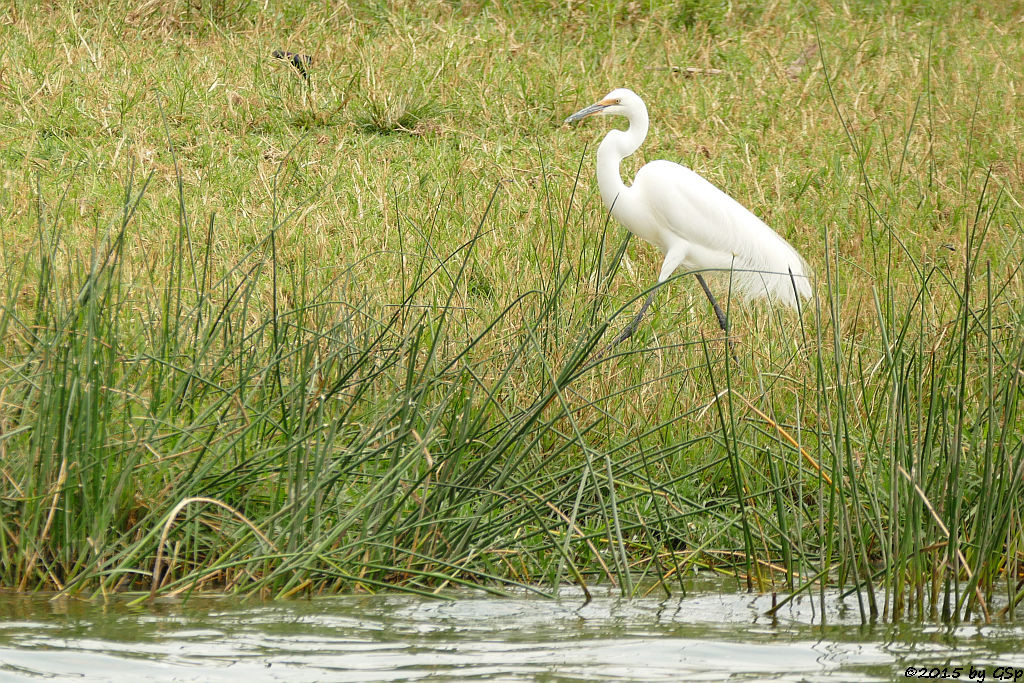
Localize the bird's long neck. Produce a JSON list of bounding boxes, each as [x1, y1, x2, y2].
[[596, 109, 648, 212]]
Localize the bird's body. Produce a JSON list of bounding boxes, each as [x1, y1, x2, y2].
[[566, 88, 811, 342], [613, 159, 811, 306]]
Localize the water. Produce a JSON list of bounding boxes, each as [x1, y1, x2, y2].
[[1, 581, 1022, 682]]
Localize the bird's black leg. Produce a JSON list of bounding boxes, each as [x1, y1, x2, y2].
[[599, 275, 736, 361], [694, 273, 739, 362], [608, 289, 658, 348], [694, 273, 728, 333]]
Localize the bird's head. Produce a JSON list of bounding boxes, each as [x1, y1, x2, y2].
[[564, 88, 641, 124]]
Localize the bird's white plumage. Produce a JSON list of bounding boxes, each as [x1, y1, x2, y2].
[[567, 88, 811, 308]]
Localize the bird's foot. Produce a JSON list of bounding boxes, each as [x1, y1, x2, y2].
[[725, 336, 740, 365], [593, 321, 639, 361], [611, 321, 639, 347]]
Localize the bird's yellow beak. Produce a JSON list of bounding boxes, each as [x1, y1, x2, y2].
[[564, 98, 615, 124]]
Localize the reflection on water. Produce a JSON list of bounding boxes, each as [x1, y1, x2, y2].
[[1, 580, 1022, 682]]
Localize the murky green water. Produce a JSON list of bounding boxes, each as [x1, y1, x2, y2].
[[1, 581, 1022, 682]]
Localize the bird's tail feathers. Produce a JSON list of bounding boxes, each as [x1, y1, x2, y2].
[[728, 250, 812, 309]]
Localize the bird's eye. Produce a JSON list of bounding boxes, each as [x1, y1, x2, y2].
[[615, 99, 621, 104]]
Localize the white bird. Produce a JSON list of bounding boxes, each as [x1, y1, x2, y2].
[[565, 88, 811, 346]]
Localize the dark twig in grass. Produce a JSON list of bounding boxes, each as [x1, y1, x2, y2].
[[272, 50, 312, 81]]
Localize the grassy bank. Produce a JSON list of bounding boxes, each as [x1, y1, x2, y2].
[[1, 0, 1022, 621]]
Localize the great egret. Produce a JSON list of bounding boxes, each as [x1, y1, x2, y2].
[[565, 88, 811, 346]]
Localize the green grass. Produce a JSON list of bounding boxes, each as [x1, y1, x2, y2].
[[0, 0, 1022, 621]]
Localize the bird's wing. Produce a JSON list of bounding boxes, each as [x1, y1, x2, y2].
[[635, 160, 811, 306]]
